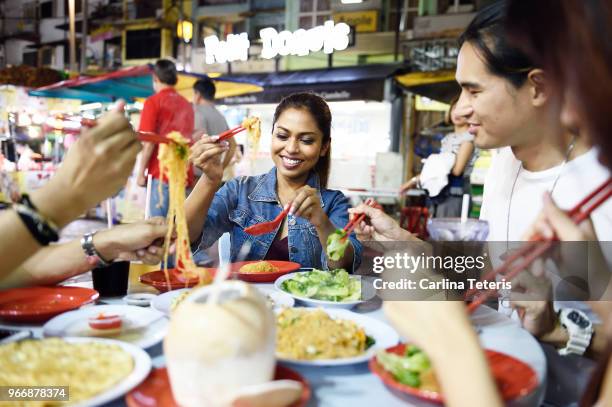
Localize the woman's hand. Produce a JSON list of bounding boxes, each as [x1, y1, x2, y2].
[[348, 204, 414, 242], [33, 101, 140, 226], [290, 185, 328, 228], [94, 217, 168, 265], [189, 134, 230, 185]]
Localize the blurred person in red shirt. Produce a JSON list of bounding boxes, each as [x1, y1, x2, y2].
[[136, 59, 194, 218]]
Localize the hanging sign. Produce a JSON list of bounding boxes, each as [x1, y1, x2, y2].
[[203, 21, 351, 64]]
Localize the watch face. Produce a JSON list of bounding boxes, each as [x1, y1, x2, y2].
[[568, 310, 590, 329]]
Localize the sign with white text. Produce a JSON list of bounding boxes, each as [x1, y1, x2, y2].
[[203, 21, 351, 64]]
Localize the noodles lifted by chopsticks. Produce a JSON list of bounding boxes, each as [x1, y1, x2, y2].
[[241, 116, 261, 160], [158, 131, 212, 285]]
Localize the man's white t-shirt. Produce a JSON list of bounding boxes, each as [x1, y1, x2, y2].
[[480, 146, 612, 243]]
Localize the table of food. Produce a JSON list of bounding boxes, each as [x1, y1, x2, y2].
[[0, 261, 547, 407]]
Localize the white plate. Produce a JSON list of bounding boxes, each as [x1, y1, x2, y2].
[[150, 288, 190, 316], [255, 285, 295, 309], [42, 305, 167, 349], [274, 272, 376, 309], [64, 337, 152, 407], [276, 308, 399, 366], [151, 286, 295, 316]]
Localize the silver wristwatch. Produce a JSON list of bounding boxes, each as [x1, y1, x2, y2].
[[81, 231, 111, 268], [558, 308, 593, 356]]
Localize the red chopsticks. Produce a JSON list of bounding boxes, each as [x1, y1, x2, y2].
[[80, 117, 186, 145], [81, 117, 243, 145], [465, 178, 612, 313], [343, 198, 379, 236], [216, 125, 246, 142]]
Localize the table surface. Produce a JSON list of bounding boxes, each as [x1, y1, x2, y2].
[[0, 282, 547, 407]]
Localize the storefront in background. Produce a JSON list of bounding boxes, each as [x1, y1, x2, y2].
[[213, 63, 408, 197]]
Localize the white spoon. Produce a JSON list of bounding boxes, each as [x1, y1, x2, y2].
[[228, 379, 303, 407]]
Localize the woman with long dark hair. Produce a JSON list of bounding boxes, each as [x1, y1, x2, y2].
[[185, 92, 361, 271]]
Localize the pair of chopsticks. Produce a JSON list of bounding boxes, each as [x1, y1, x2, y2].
[[80, 118, 246, 145], [465, 178, 612, 313], [80, 117, 173, 144], [343, 198, 379, 237]]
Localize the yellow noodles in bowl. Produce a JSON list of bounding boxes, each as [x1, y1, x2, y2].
[[0, 338, 133, 406]]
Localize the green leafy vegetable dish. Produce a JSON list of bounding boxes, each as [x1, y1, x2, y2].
[[280, 269, 361, 302], [326, 229, 349, 261], [376, 345, 439, 392]]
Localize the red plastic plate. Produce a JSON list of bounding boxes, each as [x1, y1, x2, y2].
[[139, 269, 216, 293], [125, 365, 311, 407], [0, 286, 99, 323], [229, 260, 301, 283], [369, 343, 539, 404]]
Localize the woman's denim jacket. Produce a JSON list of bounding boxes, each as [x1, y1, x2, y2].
[[194, 168, 362, 272]]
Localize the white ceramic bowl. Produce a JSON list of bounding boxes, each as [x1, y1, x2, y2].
[[274, 272, 376, 309]]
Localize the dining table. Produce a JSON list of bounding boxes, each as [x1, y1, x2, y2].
[[0, 276, 547, 407]]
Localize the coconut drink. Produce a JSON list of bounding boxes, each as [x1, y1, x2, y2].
[[164, 281, 276, 407]]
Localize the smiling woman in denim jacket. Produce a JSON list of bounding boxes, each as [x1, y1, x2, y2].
[[185, 93, 362, 272]]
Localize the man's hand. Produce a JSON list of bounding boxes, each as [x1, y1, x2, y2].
[[94, 218, 168, 265], [137, 173, 147, 187]]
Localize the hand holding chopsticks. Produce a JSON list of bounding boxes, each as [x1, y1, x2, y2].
[[344, 198, 380, 237], [465, 178, 612, 313]]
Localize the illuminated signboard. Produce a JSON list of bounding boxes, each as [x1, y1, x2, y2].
[[203, 21, 351, 64]]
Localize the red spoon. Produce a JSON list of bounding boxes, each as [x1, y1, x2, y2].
[[244, 204, 292, 236]]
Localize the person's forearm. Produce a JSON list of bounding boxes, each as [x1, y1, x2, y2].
[[0, 239, 92, 288], [185, 177, 220, 242], [316, 218, 355, 270], [0, 210, 43, 281], [0, 227, 135, 289], [451, 142, 474, 176], [0, 174, 94, 281], [138, 142, 155, 176], [539, 321, 608, 360], [430, 329, 503, 407]]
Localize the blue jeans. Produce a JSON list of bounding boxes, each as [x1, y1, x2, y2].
[[150, 178, 169, 219], [149, 178, 211, 266]]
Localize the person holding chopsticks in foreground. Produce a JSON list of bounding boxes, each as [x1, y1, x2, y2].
[[186, 92, 362, 271], [0, 102, 170, 286]]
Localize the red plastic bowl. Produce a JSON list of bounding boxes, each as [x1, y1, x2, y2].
[[140, 268, 215, 292], [230, 260, 301, 283], [369, 343, 539, 404], [0, 286, 99, 323], [125, 365, 311, 407]]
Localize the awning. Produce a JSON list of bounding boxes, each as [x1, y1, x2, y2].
[[28, 65, 263, 102], [394, 70, 460, 103], [215, 64, 409, 105]]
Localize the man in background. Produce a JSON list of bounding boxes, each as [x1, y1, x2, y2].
[[137, 59, 194, 218], [192, 78, 236, 180]]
